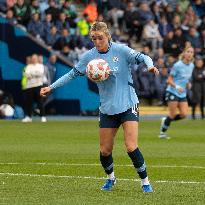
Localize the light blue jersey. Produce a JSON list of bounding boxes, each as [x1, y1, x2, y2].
[[166, 60, 194, 98], [50, 42, 154, 115]]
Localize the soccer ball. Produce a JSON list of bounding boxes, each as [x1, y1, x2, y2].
[[86, 59, 110, 82]]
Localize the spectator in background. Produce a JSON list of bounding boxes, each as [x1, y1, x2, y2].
[[165, 54, 176, 73], [76, 13, 89, 37], [76, 13, 91, 48], [123, 1, 141, 42], [42, 53, 57, 107], [6, 8, 17, 24], [171, 15, 182, 30], [61, 0, 77, 19], [153, 47, 166, 62], [172, 28, 186, 56], [141, 44, 152, 57], [45, 0, 60, 22], [0, 0, 7, 12], [42, 13, 53, 39], [13, 0, 30, 26], [29, 0, 40, 17], [184, 5, 200, 28], [164, 4, 174, 23], [60, 44, 78, 63], [163, 31, 176, 56], [53, 28, 75, 50], [150, 1, 161, 24], [158, 15, 172, 38], [142, 19, 163, 53], [186, 26, 202, 54], [198, 15, 205, 32], [45, 53, 57, 85], [38, 0, 49, 19], [27, 12, 44, 39], [55, 11, 70, 34], [83, 0, 98, 23], [154, 66, 168, 105], [45, 25, 60, 47], [135, 64, 155, 104], [200, 28, 205, 54], [174, 3, 184, 17], [6, 0, 17, 9], [154, 57, 165, 71], [137, 2, 154, 26], [176, 0, 189, 13], [191, 0, 205, 17], [106, 0, 125, 29], [191, 56, 205, 119], [61, 0, 77, 34], [22, 54, 47, 122]]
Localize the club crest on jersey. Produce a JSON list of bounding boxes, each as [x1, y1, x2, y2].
[[113, 57, 119, 62]]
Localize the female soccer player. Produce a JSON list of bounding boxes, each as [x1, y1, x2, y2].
[[159, 45, 195, 138], [40, 22, 159, 193]]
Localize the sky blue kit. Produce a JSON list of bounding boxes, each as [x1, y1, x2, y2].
[[50, 42, 154, 115], [166, 60, 194, 98]]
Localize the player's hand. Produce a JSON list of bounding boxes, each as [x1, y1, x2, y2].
[[40, 86, 51, 97], [148, 67, 159, 75]]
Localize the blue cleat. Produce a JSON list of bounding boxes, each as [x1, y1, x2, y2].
[[142, 184, 153, 193], [101, 178, 116, 191]]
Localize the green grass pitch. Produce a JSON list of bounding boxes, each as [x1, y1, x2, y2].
[[0, 119, 205, 204]]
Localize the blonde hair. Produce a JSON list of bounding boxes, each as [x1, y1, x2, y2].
[[89, 21, 112, 41], [179, 45, 194, 61]]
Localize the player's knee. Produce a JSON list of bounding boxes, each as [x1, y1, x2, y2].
[[125, 143, 138, 153], [100, 148, 112, 156]]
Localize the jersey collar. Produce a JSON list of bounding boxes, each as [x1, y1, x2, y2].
[[97, 42, 112, 54]]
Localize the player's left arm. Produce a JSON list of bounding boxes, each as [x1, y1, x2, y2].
[[123, 45, 159, 75], [136, 53, 159, 75]]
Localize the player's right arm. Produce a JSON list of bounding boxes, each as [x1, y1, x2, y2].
[[40, 68, 82, 97], [40, 52, 90, 97]]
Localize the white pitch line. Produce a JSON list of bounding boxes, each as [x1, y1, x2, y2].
[[0, 162, 205, 169], [0, 172, 204, 185]]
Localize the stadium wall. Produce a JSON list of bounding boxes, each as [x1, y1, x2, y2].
[[0, 17, 99, 115]]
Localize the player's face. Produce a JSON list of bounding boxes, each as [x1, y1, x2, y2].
[[183, 47, 194, 62], [90, 31, 109, 52]]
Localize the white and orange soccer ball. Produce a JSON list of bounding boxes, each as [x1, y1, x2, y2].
[[86, 59, 110, 82]]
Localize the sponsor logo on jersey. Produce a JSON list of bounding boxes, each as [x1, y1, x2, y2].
[[113, 57, 119, 62]]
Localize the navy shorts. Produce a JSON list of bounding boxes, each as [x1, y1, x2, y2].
[[99, 104, 139, 128], [165, 91, 187, 102]]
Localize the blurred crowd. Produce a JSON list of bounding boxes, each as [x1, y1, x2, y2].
[[0, 0, 205, 119]]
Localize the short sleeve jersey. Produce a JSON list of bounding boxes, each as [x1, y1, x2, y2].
[[166, 60, 194, 98]]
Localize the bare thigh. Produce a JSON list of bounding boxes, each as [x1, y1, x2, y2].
[[122, 121, 138, 152], [168, 101, 179, 118], [99, 128, 118, 156]]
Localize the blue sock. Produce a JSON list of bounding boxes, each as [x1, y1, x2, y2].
[[100, 152, 114, 175], [128, 148, 147, 179], [173, 114, 182, 121], [162, 116, 172, 132]]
